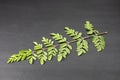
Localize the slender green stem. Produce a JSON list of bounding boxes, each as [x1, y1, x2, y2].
[[69, 31, 108, 43]]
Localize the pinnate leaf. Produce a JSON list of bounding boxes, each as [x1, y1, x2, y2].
[[92, 35, 105, 52], [76, 39, 88, 56]]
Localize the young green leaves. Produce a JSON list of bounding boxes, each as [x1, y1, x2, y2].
[[92, 35, 105, 52], [51, 33, 72, 62], [42, 37, 57, 61], [7, 21, 107, 65], [84, 21, 94, 35], [7, 49, 34, 64], [33, 42, 47, 65], [76, 39, 88, 56], [65, 27, 82, 40], [84, 21, 106, 52], [65, 27, 88, 56]]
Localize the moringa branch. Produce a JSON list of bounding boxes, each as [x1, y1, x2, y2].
[[7, 21, 108, 65]]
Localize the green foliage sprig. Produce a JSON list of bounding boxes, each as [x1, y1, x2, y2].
[[65, 27, 88, 56], [7, 21, 108, 65], [84, 21, 106, 51]]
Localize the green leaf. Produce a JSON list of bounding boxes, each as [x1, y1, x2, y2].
[[62, 52, 67, 58], [16, 56, 22, 62], [33, 42, 42, 50], [47, 47, 54, 51], [51, 32, 71, 62], [65, 27, 82, 40], [33, 53, 38, 57], [34, 45, 41, 50], [57, 54, 62, 62], [50, 33, 56, 36], [87, 30, 94, 34], [32, 56, 36, 60], [65, 48, 70, 54], [77, 40, 82, 46], [82, 40, 88, 50], [64, 27, 69, 31], [26, 51, 32, 56], [11, 54, 17, 57], [7, 59, 10, 63], [92, 35, 105, 52], [29, 58, 33, 64], [42, 37, 53, 47], [48, 55, 53, 61], [51, 33, 64, 41], [58, 38, 66, 43], [42, 55, 47, 61], [51, 33, 62, 40], [60, 43, 67, 48], [67, 44, 72, 50], [76, 39, 88, 56], [73, 35, 80, 40], [27, 56, 32, 60], [43, 51, 47, 55], [48, 50, 56, 56], [36, 50, 47, 65], [33, 41, 38, 45], [36, 50, 43, 54], [84, 21, 94, 31], [21, 54, 27, 61], [7, 58, 13, 63], [84, 21, 95, 35], [65, 27, 75, 36], [7, 53, 24, 63], [77, 50, 83, 56], [27, 55, 37, 64], [40, 59, 45, 65]]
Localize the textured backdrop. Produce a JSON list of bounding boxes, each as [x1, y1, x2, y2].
[[0, 0, 120, 80]]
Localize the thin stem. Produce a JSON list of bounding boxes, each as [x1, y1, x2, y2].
[[34, 31, 108, 52], [69, 31, 108, 43]]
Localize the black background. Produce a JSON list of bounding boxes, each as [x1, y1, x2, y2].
[[0, 0, 120, 80]]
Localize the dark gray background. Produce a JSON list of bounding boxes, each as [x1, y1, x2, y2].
[[0, 0, 120, 80]]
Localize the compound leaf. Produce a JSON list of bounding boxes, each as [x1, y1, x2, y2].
[[65, 27, 82, 40], [92, 35, 105, 52], [84, 21, 94, 31], [76, 39, 88, 56]]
